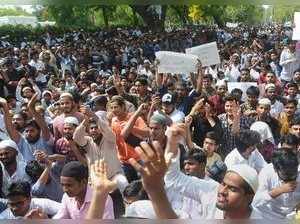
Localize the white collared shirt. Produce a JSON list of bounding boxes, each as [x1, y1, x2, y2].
[[252, 163, 300, 219], [164, 152, 262, 219], [0, 198, 61, 219], [224, 148, 267, 173], [1, 161, 31, 196]]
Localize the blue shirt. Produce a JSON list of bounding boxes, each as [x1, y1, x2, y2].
[[17, 136, 53, 162]]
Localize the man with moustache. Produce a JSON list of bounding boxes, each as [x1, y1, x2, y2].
[[129, 124, 262, 219], [1, 94, 53, 161]]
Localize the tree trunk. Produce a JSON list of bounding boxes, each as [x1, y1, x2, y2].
[[132, 9, 139, 26], [102, 6, 109, 28], [130, 5, 167, 32]]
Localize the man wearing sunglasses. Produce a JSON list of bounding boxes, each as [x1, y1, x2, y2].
[[252, 149, 300, 219]]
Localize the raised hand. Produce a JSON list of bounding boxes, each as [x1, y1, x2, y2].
[[129, 141, 173, 193], [90, 160, 117, 194], [185, 115, 193, 127], [79, 105, 94, 119], [279, 181, 297, 194], [136, 103, 147, 115], [24, 208, 48, 219], [190, 98, 205, 116], [28, 93, 39, 111]]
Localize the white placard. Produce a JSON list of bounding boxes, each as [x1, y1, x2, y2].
[[185, 42, 221, 67], [227, 82, 257, 101], [294, 12, 300, 28], [155, 51, 198, 74], [292, 28, 300, 40], [226, 22, 238, 28]]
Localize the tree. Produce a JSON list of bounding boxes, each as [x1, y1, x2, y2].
[[130, 5, 167, 31]]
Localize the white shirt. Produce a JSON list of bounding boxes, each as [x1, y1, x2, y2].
[[224, 148, 267, 173], [279, 48, 300, 81], [164, 152, 262, 219], [252, 163, 300, 219], [1, 161, 31, 196], [226, 64, 241, 82], [0, 198, 61, 219], [270, 100, 284, 118]]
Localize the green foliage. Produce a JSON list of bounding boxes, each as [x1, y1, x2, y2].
[[273, 5, 300, 22], [224, 5, 263, 24], [46, 5, 95, 28]]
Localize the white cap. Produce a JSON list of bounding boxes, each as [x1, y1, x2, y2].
[[250, 121, 274, 144], [258, 98, 271, 106], [265, 83, 276, 91], [0, 140, 18, 151], [60, 92, 74, 100], [227, 164, 258, 193], [42, 90, 52, 98], [64, 117, 79, 126]]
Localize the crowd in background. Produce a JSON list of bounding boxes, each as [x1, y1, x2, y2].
[[0, 23, 299, 219]]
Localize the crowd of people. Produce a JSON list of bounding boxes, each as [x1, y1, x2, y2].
[[0, 23, 299, 220]]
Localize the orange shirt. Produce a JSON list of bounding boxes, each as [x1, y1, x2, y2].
[[111, 113, 147, 163]]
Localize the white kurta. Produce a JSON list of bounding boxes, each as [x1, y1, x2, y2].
[[252, 163, 300, 219]]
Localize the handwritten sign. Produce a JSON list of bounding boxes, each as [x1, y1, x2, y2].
[[293, 12, 300, 40], [155, 51, 198, 74], [185, 42, 220, 67]]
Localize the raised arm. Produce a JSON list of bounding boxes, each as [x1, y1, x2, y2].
[[0, 97, 21, 143], [121, 103, 150, 139], [129, 141, 178, 219], [28, 93, 51, 141], [86, 160, 117, 219], [195, 60, 203, 94]]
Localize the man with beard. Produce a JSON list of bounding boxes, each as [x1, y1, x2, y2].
[[54, 116, 83, 163], [148, 113, 168, 149], [128, 124, 261, 219], [255, 98, 281, 144], [53, 161, 114, 219], [52, 92, 83, 140], [73, 106, 127, 193], [1, 94, 53, 161], [11, 113, 27, 133], [0, 140, 30, 195], [73, 106, 128, 218], [264, 83, 284, 119]]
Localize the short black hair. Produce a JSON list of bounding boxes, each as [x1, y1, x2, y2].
[[24, 119, 41, 131], [183, 148, 207, 165], [280, 134, 299, 146], [135, 78, 148, 86], [291, 116, 300, 126], [7, 181, 31, 198], [61, 161, 89, 182], [286, 82, 298, 89], [205, 131, 219, 145], [25, 160, 44, 183], [272, 149, 298, 174], [236, 130, 261, 153], [203, 74, 213, 81], [224, 94, 238, 103], [246, 86, 260, 97], [283, 98, 297, 107]]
